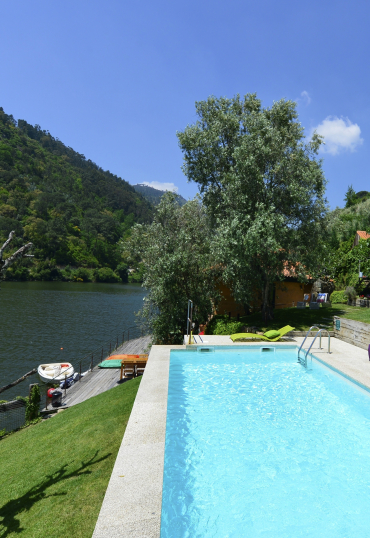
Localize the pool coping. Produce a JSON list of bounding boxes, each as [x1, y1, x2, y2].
[[92, 338, 370, 537]]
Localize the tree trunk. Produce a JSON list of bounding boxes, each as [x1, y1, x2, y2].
[[0, 230, 33, 279], [261, 280, 274, 322]]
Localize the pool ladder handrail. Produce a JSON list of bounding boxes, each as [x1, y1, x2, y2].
[[186, 299, 193, 344], [298, 326, 331, 368]]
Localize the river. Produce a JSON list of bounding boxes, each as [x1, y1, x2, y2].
[[0, 281, 146, 401]]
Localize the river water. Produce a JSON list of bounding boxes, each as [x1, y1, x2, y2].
[[0, 281, 146, 401]]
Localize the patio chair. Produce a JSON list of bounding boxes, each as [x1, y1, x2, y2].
[[230, 325, 295, 342], [135, 361, 147, 376], [123, 361, 136, 377]]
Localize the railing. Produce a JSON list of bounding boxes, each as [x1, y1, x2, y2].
[[0, 399, 27, 437], [43, 324, 150, 406], [298, 326, 331, 368], [186, 300, 193, 345], [0, 322, 151, 431]]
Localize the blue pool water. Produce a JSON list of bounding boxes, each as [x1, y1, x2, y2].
[[160, 346, 370, 537]]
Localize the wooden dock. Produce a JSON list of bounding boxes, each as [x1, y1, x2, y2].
[[43, 335, 152, 411]]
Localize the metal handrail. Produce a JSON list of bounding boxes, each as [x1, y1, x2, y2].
[[187, 300, 193, 344], [298, 325, 321, 359], [298, 327, 331, 368]]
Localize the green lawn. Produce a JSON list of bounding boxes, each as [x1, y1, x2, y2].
[[209, 304, 370, 334], [0, 377, 141, 538]]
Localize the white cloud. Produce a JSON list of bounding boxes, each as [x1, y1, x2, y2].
[[140, 181, 178, 192], [299, 91, 311, 106], [311, 116, 363, 155]]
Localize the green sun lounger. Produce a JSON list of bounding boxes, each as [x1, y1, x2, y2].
[[230, 325, 295, 342]]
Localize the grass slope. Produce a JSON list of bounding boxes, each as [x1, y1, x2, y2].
[[0, 377, 141, 538]]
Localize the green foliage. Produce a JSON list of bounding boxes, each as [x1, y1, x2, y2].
[[128, 262, 145, 283], [115, 262, 129, 282], [327, 236, 370, 288], [345, 286, 357, 301], [344, 185, 358, 208], [0, 107, 154, 280], [126, 193, 221, 344], [205, 316, 244, 335], [327, 199, 370, 247], [94, 267, 120, 283], [330, 290, 347, 304], [25, 385, 40, 422], [344, 185, 370, 209], [177, 94, 327, 321], [72, 267, 93, 282]]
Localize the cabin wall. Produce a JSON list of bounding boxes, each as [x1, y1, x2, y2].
[[274, 281, 312, 309], [216, 282, 245, 317], [216, 280, 313, 315]]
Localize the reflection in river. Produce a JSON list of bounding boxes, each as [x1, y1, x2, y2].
[[0, 281, 146, 400]]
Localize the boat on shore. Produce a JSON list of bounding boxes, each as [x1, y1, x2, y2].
[[38, 363, 74, 384]]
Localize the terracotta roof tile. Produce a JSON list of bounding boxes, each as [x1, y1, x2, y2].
[[357, 231, 370, 240]]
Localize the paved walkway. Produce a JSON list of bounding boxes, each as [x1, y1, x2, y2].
[[92, 336, 370, 537]]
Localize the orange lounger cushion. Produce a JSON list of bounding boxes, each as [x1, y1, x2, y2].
[[105, 354, 140, 361]]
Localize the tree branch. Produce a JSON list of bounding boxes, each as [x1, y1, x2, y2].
[[0, 368, 37, 394], [0, 230, 15, 261], [0, 230, 34, 279]]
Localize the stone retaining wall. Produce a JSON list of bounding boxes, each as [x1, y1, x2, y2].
[[346, 298, 370, 307], [290, 330, 334, 337], [334, 316, 370, 350]]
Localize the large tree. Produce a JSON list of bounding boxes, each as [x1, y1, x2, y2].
[[177, 94, 327, 320], [125, 193, 220, 344]]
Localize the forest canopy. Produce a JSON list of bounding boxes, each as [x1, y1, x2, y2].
[[0, 107, 153, 282]]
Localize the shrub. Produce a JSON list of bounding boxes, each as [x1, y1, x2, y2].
[[116, 263, 129, 283], [345, 286, 357, 301], [72, 267, 93, 282], [330, 290, 348, 304], [206, 316, 244, 335], [94, 267, 120, 283], [25, 385, 40, 422]]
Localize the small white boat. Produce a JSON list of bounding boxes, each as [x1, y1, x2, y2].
[[38, 363, 74, 384]]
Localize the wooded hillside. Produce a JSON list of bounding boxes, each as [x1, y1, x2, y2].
[[0, 107, 153, 281]]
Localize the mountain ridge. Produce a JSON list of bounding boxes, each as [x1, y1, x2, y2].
[[133, 183, 187, 206]]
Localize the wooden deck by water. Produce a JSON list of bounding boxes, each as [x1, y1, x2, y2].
[[43, 335, 152, 411]]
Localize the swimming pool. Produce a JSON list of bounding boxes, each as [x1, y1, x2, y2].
[[160, 346, 370, 537]]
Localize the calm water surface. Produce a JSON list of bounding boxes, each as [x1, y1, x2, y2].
[[0, 281, 146, 400]]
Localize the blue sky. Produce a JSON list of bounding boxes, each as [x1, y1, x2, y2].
[[1, 0, 369, 209]]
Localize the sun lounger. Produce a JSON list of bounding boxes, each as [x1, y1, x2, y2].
[[230, 325, 295, 342]]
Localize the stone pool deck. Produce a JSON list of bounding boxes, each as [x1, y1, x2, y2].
[[92, 336, 370, 538]]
